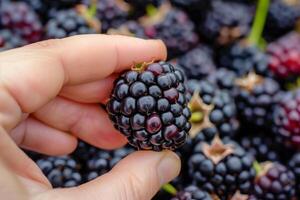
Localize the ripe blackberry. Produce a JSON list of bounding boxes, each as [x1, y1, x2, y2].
[[107, 61, 191, 151], [267, 31, 300, 80], [107, 21, 146, 39], [188, 137, 256, 198], [141, 3, 198, 58], [288, 153, 300, 197], [0, 1, 43, 43], [199, 0, 253, 45], [187, 80, 239, 142], [218, 43, 270, 77], [171, 185, 213, 200], [45, 8, 99, 39], [0, 29, 26, 51], [36, 156, 82, 188], [170, 0, 210, 19], [82, 0, 129, 33], [265, 0, 300, 40], [234, 73, 282, 128], [252, 162, 296, 200], [177, 45, 216, 80], [207, 68, 237, 93], [86, 146, 133, 181], [272, 89, 300, 150], [71, 141, 99, 164]]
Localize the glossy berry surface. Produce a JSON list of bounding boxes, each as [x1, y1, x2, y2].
[[107, 61, 191, 151], [0, 29, 26, 51], [171, 185, 212, 200]]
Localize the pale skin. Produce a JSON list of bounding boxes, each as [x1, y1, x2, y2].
[[0, 35, 181, 200]]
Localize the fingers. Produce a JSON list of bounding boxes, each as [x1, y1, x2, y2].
[[10, 118, 77, 156], [42, 151, 181, 200], [33, 97, 127, 149]]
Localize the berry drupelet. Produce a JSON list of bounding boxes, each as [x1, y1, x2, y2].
[[288, 153, 300, 197], [141, 3, 198, 58], [177, 45, 216, 80], [199, 0, 253, 45], [188, 136, 256, 199], [267, 31, 300, 80], [0, 29, 26, 51], [171, 185, 213, 200], [272, 89, 300, 150], [0, 1, 43, 43], [207, 68, 237, 93], [252, 162, 296, 200], [37, 156, 82, 188], [107, 61, 191, 151]]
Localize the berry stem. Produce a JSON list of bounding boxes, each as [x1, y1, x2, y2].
[[162, 183, 177, 196], [253, 160, 263, 175], [87, 0, 97, 18], [247, 0, 270, 46]]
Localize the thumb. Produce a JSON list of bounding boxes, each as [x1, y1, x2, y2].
[[45, 151, 181, 200]]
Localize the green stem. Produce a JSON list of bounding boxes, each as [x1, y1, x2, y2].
[[253, 161, 262, 175], [247, 0, 270, 46], [162, 183, 177, 196], [87, 0, 97, 18]]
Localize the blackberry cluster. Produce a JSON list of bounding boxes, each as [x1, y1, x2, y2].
[[171, 185, 212, 200], [207, 68, 237, 93], [0, 29, 25, 51], [170, 0, 210, 19], [199, 0, 253, 45], [177, 45, 216, 80], [267, 31, 300, 80], [272, 89, 300, 150], [107, 21, 146, 39], [37, 156, 82, 188], [252, 163, 296, 200], [45, 9, 98, 39], [107, 61, 191, 151], [234, 74, 282, 128], [218, 43, 270, 77], [187, 80, 239, 142], [142, 6, 198, 58], [0, 1, 42, 43], [288, 153, 300, 197], [188, 138, 256, 198]]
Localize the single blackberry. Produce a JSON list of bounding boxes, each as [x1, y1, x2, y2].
[[218, 42, 270, 77], [0, 29, 26, 51], [288, 153, 300, 197], [187, 80, 239, 143], [234, 73, 282, 128], [0, 1, 43, 43], [207, 68, 237, 93], [177, 45, 216, 80], [252, 162, 296, 200], [86, 146, 134, 181], [82, 0, 129, 33], [267, 31, 300, 80], [107, 20, 146, 39], [199, 0, 253, 45], [264, 0, 300, 40], [272, 89, 300, 150], [71, 141, 99, 164], [36, 156, 82, 188], [188, 136, 256, 198], [107, 61, 191, 151], [141, 3, 198, 58], [45, 8, 99, 39], [171, 185, 213, 200]]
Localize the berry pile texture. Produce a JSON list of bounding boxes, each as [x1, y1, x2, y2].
[[171, 185, 212, 200], [0, 29, 25, 51], [107, 61, 191, 151], [288, 153, 300, 197]]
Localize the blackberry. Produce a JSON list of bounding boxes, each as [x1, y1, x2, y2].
[[71, 141, 99, 164], [188, 136, 256, 198], [252, 162, 296, 200], [267, 31, 300, 80], [177, 45, 216, 80], [107, 20, 146, 39], [45, 8, 99, 39], [272, 89, 300, 150], [187, 80, 239, 142], [288, 153, 300, 197], [0, 29, 26, 51], [207, 68, 237, 93], [264, 0, 300, 40], [234, 73, 282, 128], [125, 0, 163, 17], [82, 0, 129, 33], [36, 156, 82, 188], [0, 1, 43, 43], [199, 0, 253, 45], [107, 61, 191, 151], [218, 43, 270, 77], [171, 185, 213, 200], [170, 0, 210, 19], [141, 3, 198, 58], [86, 146, 134, 181]]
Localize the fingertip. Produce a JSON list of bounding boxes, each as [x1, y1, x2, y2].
[[151, 39, 167, 61]]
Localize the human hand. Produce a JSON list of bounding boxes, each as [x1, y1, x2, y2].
[[0, 35, 181, 200]]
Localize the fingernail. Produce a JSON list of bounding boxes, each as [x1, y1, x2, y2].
[[157, 151, 181, 185]]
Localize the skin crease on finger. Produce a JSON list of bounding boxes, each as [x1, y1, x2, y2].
[[0, 35, 174, 200]]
